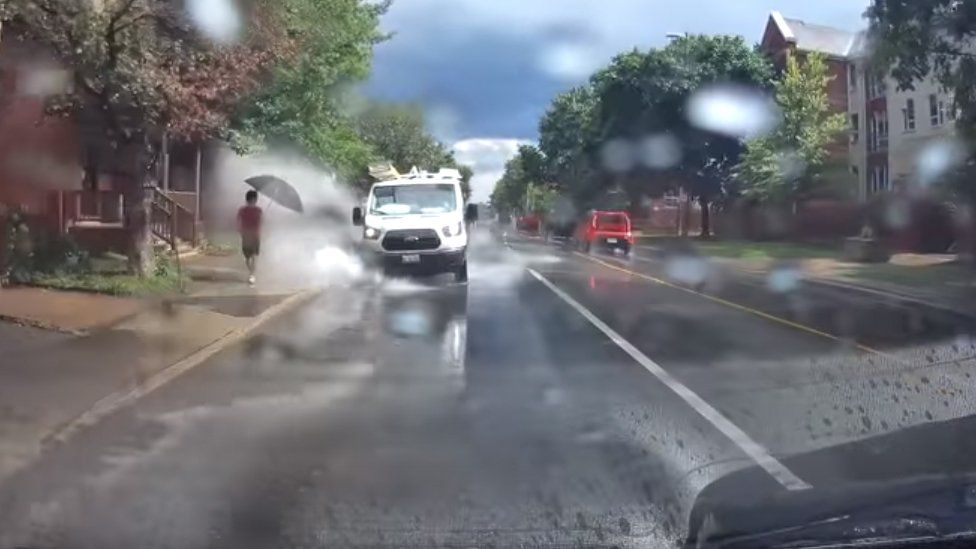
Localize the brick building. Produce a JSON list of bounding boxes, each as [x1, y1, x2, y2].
[[0, 22, 210, 258], [759, 11, 957, 202]]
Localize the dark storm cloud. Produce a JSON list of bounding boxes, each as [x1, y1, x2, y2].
[[366, 28, 568, 140]]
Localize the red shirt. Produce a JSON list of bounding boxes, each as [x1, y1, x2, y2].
[[237, 205, 263, 236]]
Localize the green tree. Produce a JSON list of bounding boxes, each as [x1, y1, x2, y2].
[[525, 183, 559, 214], [232, 0, 389, 180], [538, 86, 597, 201], [575, 35, 774, 235], [737, 53, 849, 203], [489, 145, 547, 216], [355, 102, 449, 171], [354, 101, 473, 197], [7, 0, 289, 274]]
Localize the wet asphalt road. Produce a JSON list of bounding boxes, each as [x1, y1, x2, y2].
[[4, 230, 976, 548]]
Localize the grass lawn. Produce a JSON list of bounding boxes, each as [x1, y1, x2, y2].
[[30, 272, 184, 297], [638, 237, 838, 261], [26, 252, 186, 297]]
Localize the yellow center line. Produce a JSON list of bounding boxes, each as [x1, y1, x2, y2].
[[574, 252, 894, 359]]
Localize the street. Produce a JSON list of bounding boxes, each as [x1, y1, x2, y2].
[[3, 229, 976, 548]]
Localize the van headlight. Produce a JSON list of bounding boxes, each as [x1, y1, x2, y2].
[[442, 222, 463, 237], [364, 226, 381, 240]]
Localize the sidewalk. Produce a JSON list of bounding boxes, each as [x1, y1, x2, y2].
[[0, 251, 319, 483], [0, 287, 145, 334]]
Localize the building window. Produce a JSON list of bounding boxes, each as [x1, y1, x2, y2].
[[869, 165, 890, 195], [868, 73, 886, 100], [903, 98, 916, 131], [849, 64, 857, 90], [869, 111, 888, 152], [851, 113, 860, 143], [930, 94, 946, 126]]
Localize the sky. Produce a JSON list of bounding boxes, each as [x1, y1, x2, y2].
[[364, 0, 872, 202]]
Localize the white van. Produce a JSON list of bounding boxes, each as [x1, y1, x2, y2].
[[353, 168, 477, 282]]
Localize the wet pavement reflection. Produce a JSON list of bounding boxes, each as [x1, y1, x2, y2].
[[4, 231, 976, 548]]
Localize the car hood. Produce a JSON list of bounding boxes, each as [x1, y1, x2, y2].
[[687, 415, 976, 548]]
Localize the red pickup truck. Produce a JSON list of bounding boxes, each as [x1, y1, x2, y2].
[[574, 210, 635, 255]]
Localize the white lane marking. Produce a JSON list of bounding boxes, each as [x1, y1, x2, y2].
[[527, 268, 812, 491]]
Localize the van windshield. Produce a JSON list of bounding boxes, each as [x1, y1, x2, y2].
[[370, 184, 458, 215]]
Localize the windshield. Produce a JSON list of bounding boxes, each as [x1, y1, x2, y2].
[[370, 184, 458, 215], [5, 1, 976, 548], [596, 213, 628, 228]]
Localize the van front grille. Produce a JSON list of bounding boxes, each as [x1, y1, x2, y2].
[[382, 229, 441, 251]]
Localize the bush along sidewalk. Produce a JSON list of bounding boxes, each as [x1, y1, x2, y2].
[[2, 210, 186, 297]]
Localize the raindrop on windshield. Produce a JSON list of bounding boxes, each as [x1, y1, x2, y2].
[[916, 138, 964, 186], [186, 0, 241, 43], [885, 199, 911, 230], [665, 256, 709, 286], [538, 42, 602, 81], [767, 267, 801, 293], [638, 134, 683, 169], [18, 67, 70, 97], [600, 139, 637, 173], [686, 84, 778, 138]]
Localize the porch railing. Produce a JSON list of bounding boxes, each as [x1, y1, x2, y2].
[[150, 186, 197, 249]]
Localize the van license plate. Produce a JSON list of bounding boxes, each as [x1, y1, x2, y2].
[[606, 238, 618, 244], [402, 254, 421, 264]]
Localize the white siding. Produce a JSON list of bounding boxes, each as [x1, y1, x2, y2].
[[887, 77, 956, 189], [847, 61, 868, 201]]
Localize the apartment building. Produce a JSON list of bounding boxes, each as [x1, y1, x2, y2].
[[761, 12, 957, 202]]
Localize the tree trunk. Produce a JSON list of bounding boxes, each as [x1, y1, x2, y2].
[[680, 191, 691, 237], [699, 195, 712, 238], [125, 142, 156, 277]]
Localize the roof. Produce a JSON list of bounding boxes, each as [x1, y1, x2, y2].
[[373, 168, 462, 187], [847, 31, 871, 59], [768, 11, 858, 58]]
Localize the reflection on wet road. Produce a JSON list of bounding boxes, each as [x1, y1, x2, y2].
[[3, 230, 976, 547]]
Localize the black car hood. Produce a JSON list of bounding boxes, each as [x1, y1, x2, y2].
[[687, 415, 976, 548]]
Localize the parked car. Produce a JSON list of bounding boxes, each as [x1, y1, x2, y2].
[[541, 196, 577, 242], [516, 213, 541, 235], [574, 210, 635, 255]]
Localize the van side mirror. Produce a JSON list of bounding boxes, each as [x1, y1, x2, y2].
[[464, 204, 478, 223], [352, 207, 364, 226]]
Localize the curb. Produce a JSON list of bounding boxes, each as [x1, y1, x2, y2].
[[0, 313, 88, 336], [43, 287, 322, 446]]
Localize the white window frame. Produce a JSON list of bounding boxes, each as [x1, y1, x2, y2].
[[930, 94, 944, 127], [869, 165, 890, 195], [869, 111, 888, 151], [903, 98, 916, 131]]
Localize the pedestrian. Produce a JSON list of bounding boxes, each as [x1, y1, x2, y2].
[[237, 190, 263, 286]]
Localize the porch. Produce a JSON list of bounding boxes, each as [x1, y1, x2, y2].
[[57, 188, 201, 254]]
